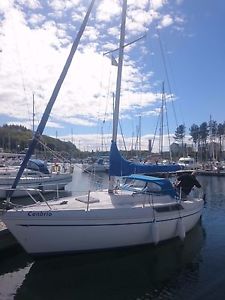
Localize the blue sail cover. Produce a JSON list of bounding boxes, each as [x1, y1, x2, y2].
[[109, 141, 181, 176], [27, 159, 50, 174]]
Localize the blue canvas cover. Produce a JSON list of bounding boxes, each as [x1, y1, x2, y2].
[[27, 159, 50, 174], [109, 141, 181, 176], [122, 174, 177, 198]]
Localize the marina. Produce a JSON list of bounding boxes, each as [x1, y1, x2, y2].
[[1, 168, 225, 299], [0, 0, 203, 257], [0, 0, 225, 299]]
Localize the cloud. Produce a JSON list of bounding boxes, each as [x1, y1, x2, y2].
[[61, 132, 178, 153], [63, 117, 97, 127], [151, 0, 167, 10], [159, 14, 174, 28], [28, 13, 46, 26], [16, 0, 42, 10], [60, 132, 112, 152], [0, 0, 184, 151], [47, 0, 81, 11], [96, 0, 121, 22], [7, 119, 63, 130]]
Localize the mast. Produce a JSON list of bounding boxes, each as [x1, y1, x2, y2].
[[139, 115, 141, 158], [158, 82, 172, 161], [108, 0, 127, 192], [112, 0, 127, 143], [7, 0, 96, 200], [32, 93, 35, 137], [159, 82, 164, 158], [101, 124, 104, 152]]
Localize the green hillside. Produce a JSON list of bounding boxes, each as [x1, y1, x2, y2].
[[0, 124, 81, 160]]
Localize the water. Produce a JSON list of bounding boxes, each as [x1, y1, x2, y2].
[[1, 167, 225, 300]]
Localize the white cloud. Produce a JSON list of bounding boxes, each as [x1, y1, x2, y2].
[[61, 133, 112, 152], [151, 0, 167, 10], [28, 13, 46, 26], [0, 0, 184, 151], [159, 14, 173, 28], [62, 132, 176, 153], [16, 0, 42, 10], [107, 26, 120, 38], [63, 117, 97, 127], [83, 26, 99, 41], [48, 0, 80, 11], [8, 119, 63, 130], [96, 0, 121, 22]]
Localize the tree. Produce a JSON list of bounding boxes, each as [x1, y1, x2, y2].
[[199, 122, 209, 161], [217, 122, 225, 160], [208, 119, 217, 160], [189, 124, 199, 161], [174, 124, 186, 156], [189, 124, 199, 146], [0, 125, 80, 159]]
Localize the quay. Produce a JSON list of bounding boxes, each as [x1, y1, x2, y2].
[[197, 170, 225, 176]]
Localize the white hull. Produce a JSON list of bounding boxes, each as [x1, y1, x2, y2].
[[2, 190, 203, 255], [0, 173, 72, 198]]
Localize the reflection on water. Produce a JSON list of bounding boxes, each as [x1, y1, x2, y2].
[[0, 222, 205, 300]]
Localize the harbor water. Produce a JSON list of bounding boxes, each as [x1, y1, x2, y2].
[[1, 166, 225, 300]]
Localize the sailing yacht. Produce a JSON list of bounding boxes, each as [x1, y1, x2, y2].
[[0, 159, 73, 198], [1, 0, 204, 256], [82, 156, 109, 173]]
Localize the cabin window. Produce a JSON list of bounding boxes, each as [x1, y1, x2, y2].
[[144, 182, 162, 193], [154, 203, 183, 212], [123, 179, 146, 191]]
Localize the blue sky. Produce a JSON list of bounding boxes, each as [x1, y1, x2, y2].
[[0, 0, 224, 152]]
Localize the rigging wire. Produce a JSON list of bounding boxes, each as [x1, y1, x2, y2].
[[37, 138, 67, 163], [119, 119, 127, 152], [156, 28, 178, 129], [9, 12, 46, 134], [10, 18, 33, 127], [37, 123, 105, 186], [151, 101, 160, 154], [147, 0, 184, 136], [164, 91, 172, 161]]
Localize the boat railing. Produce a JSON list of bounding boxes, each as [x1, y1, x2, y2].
[[0, 182, 64, 208], [176, 186, 204, 201], [1, 187, 57, 210]]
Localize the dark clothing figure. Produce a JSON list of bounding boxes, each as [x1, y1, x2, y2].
[[176, 173, 201, 196]]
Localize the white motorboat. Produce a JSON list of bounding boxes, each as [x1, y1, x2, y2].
[[1, 0, 204, 256], [178, 157, 200, 170]]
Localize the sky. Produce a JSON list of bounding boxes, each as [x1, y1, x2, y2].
[[0, 0, 224, 153]]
